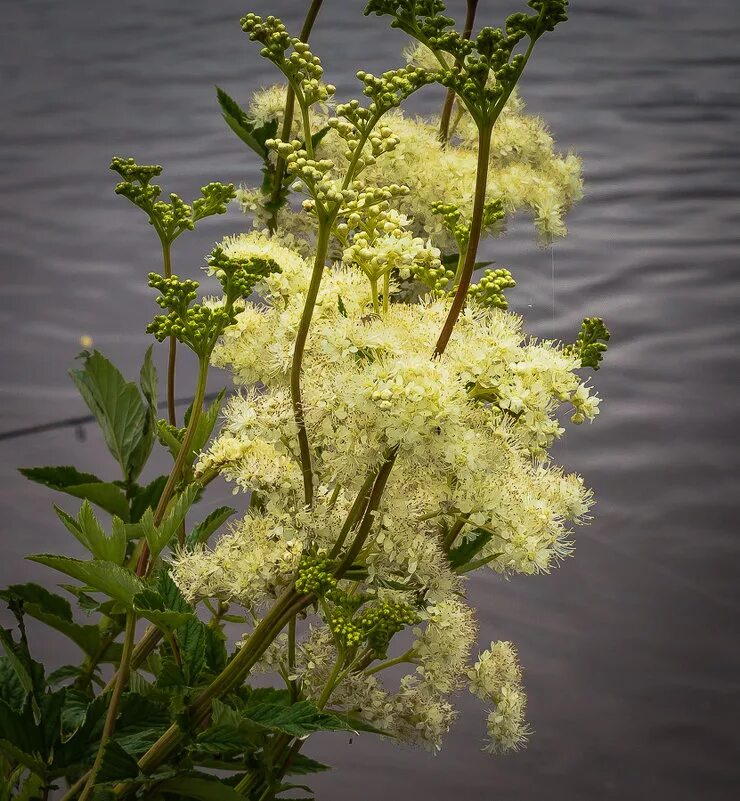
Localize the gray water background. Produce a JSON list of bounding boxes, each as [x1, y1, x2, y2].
[[1, 1, 739, 798]]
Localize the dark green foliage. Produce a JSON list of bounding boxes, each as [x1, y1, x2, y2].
[[68, 349, 157, 484], [185, 506, 237, 548], [217, 86, 278, 160], [19, 466, 131, 521], [448, 527, 494, 569]]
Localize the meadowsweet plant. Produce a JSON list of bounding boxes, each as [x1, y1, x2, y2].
[[1, 2, 611, 799]]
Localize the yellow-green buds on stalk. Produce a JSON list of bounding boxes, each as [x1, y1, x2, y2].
[[240, 13, 336, 108], [147, 247, 280, 357], [564, 316, 611, 370], [367, 0, 569, 127], [295, 552, 337, 596], [110, 157, 235, 245], [469, 267, 516, 310], [358, 598, 419, 657], [323, 589, 420, 655]]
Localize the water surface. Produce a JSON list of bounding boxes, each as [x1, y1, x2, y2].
[[1, 1, 739, 799]]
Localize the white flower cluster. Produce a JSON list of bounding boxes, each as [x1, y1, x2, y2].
[[468, 641, 531, 753], [240, 80, 581, 247], [169, 54, 602, 757]]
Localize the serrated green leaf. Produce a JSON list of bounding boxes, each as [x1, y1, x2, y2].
[[286, 753, 331, 775], [147, 484, 199, 559], [211, 699, 242, 729], [0, 582, 72, 620], [96, 739, 140, 782], [47, 664, 88, 686], [0, 699, 43, 766], [156, 419, 183, 461], [217, 86, 273, 158], [193, 725, 254, 756], [134, 589, 193, 635], [276, 781, 314, 795], [117, 692, 170, 732], [69, 350, 149, 482], [0, 631, 41, 724], [23, 603, 102, 657], [176, 618, 207, 684], [185, 505, 236, 549], [246, 687, 292, 706], [54, 501, 126, 564], [0, 658, 26, 713], [332, 712, 389, 736], [242, 700, 360, 738], [79, 501, 127, 564], [157, 569, 191, 614], [129, 346, 158, 479], [19, 466, 130, 520], [0, 738, 46, 776], [155, 657, 186, 691], [129, 475, 167, 523], [155, 775, 246, 801], [28, 555, 143, 607], [61, 689, 91, 742]]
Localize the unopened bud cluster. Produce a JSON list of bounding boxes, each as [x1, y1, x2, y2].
[[329, 110, 402, 177], [146, 247, 278, 355], [358, 598, 419, 656], [111, 157, 234, 244], [564, 317, 611, 370], [206, 245, 280, 301], [240, 13, 335, 106], [469, 267, 516, 310], [295, 552, 337, 596], [357, 66, 431, 116], [328, 592, 419, 654], [335, 184, 410, 242]]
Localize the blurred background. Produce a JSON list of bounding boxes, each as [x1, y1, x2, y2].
[[1, 1, 739, 798]]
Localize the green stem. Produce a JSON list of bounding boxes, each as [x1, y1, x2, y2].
[[161, 239, 177, 427], [317, 651, 346, 709], [287, 614, 298, 701], [268, 0, 324, 234], [442, 513, 469, 552], [382, 271, 390, 314], [438, 0, 479, 143], [290, 219, 332, 506], [335, 448, 398, 579], [370, 277, 380, 314], [135, 355, 209, 576], [329, 469, 377, 558], [433, 120, 491, 356], [364, 648, 416, 676], [453, 242, 468, 288], [113, 589, 313, 795], [77, 613, 136, 801]]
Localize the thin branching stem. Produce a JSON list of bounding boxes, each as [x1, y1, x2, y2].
[[439, 0, 479, 143], [76, 613, 136, 801], [161, 239, 178, 426], [268, 0, 325, 234]]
